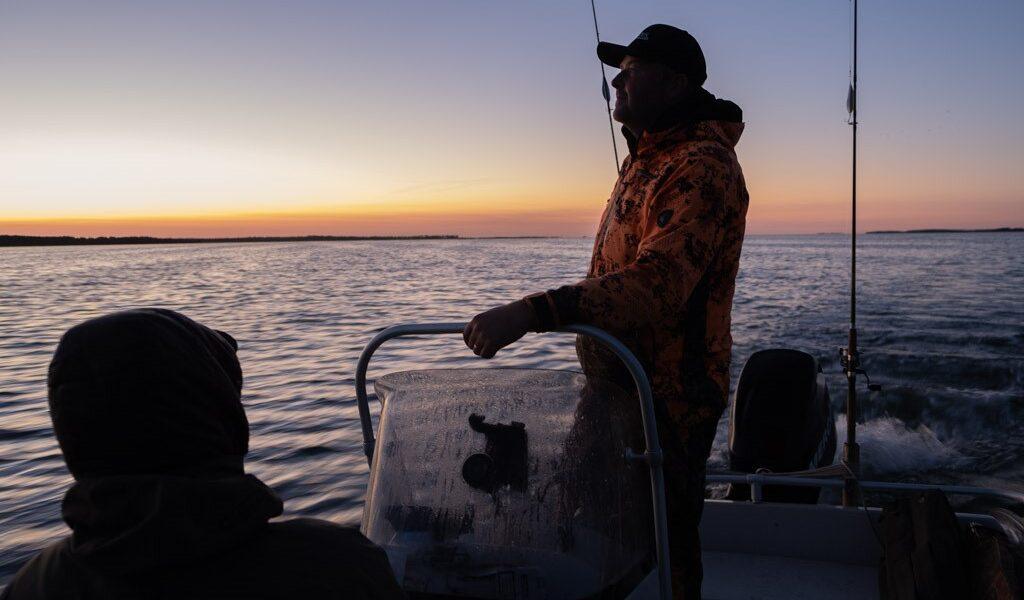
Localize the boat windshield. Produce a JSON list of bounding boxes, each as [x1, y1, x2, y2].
[[362, 368, 653, 598]]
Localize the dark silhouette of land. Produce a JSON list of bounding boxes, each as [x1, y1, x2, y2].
[[867, 227, 1022, 234], [0, 234, 459, 247], [4, 230, 1018, 247]]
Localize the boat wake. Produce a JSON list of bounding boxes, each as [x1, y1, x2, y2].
[[836, 416, 963, 477]]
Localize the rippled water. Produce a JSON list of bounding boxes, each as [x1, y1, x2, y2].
[[1, 234, 1022, 582]]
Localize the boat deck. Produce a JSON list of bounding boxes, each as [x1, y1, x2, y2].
[[697, 500, 1000, 600]]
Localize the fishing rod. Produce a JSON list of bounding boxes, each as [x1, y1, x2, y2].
[[589, 0, 622, 175], [840, 0, 880, 507]]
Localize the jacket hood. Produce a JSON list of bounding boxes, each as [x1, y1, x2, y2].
[[624, 88, 744, 156], [687, 87, 744, 148], [63, 474, 283, 574], [692, 116, 745, 149], [48, 308, 247, 478]]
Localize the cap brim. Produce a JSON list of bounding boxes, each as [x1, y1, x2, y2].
[[596, 42, 629, 68]]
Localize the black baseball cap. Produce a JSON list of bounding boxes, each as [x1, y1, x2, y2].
[[597, 24, 707, 85]]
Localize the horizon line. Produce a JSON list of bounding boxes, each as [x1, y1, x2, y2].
[[4, 228, 1021, 248]]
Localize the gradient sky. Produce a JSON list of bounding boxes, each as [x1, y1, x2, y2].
[[1, 0, 1021, 236]]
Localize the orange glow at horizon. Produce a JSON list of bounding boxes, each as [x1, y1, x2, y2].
[[0, 206, 607, 239], [3, 179, 1021, 238]]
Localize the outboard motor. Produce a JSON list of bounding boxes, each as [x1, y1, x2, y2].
[[362, 368, 655, 598], [726, 349, 836, 503]]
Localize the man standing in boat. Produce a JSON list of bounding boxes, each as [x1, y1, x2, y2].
[[464, 24, 748, 597]]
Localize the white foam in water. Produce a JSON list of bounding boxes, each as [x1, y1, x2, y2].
[[835, 416, 963, 475]]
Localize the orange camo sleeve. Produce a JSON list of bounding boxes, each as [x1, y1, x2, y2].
[[547, 154, 740, 331]]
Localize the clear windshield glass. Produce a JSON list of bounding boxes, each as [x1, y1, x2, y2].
[[362, 368, 653, 598]]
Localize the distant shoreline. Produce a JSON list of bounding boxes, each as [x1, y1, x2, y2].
[[0, 234, 462, 247], [0, 234, 575, 248], [2, 229, 1021, 247], [866, 227, 1022, 234]]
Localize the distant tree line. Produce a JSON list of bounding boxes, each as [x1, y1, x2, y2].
[[0, 234, 460, 247], [866, 227, 1022, 234]]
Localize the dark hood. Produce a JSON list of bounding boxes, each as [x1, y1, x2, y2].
[[46, 309, 283, 573], [624, 88, 743, 157], [682, 87, 743, 124], [48, 308, 247, 478]]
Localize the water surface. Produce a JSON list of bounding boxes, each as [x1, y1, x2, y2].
[[1, 233, 1021, 581]]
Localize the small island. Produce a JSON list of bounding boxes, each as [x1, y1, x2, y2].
[[0, 234, 460, 247], [867, 227, 1022, 234]]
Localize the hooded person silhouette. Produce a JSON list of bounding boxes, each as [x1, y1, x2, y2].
[[2, 308, 403, 600]]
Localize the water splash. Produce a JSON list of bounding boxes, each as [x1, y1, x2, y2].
[[836, 416, 964, 476]]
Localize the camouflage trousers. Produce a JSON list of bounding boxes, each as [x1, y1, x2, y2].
[[659, 409, 720, 599]]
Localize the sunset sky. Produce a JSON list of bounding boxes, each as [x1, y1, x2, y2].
[[2, 0, 1021, 237]]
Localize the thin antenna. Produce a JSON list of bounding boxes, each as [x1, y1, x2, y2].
[[589, 0, 621, 175], [841, 0, 861, 507]]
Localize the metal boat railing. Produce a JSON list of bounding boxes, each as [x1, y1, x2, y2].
[[706, 471, 1024, 505]]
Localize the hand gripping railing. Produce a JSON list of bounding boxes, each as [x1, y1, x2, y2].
[[354, 322, 672, 600]]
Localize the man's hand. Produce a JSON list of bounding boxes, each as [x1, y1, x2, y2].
[[463, 300, 538, 359]]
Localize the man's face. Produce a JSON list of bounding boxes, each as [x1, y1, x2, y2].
[[611, 56, 686, 134]]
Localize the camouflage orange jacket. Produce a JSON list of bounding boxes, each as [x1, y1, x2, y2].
[[529, 99, 749, 443]]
